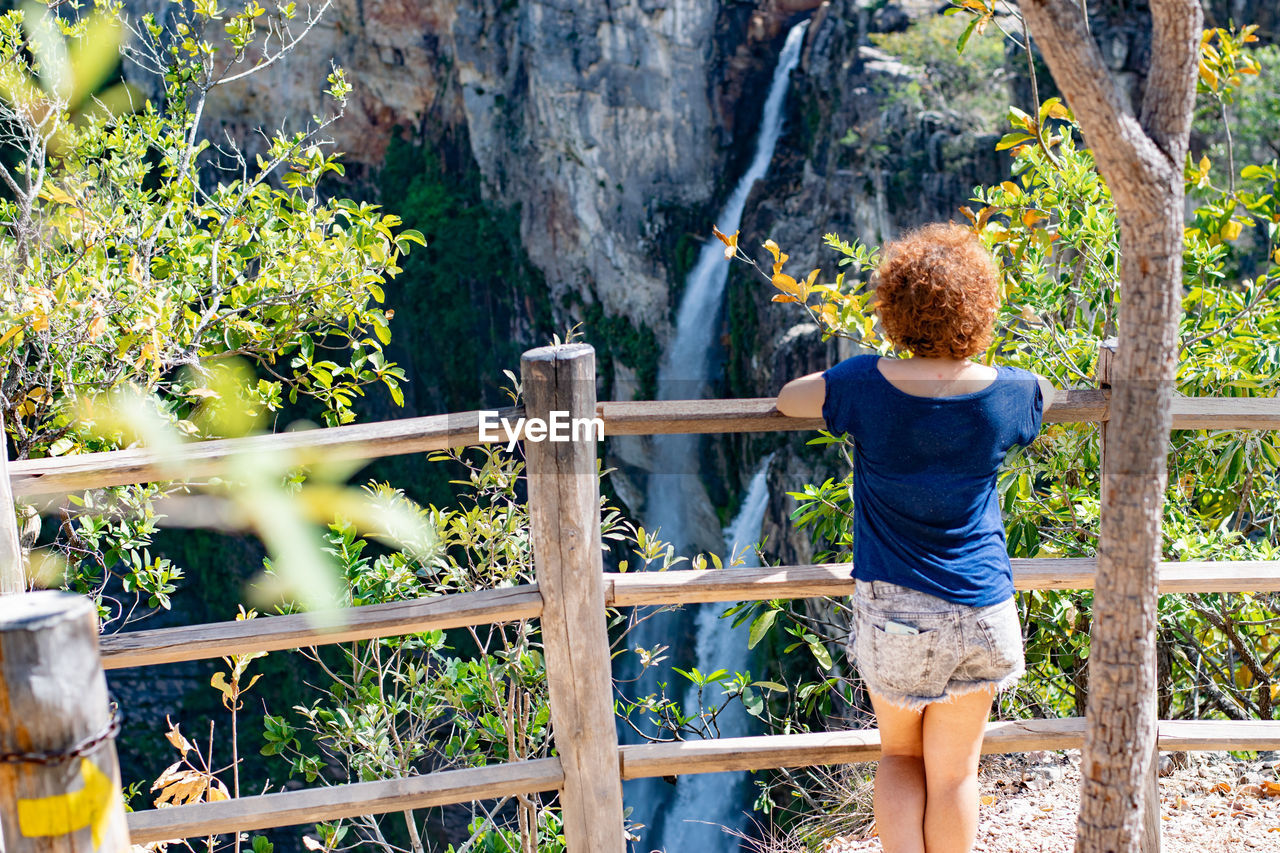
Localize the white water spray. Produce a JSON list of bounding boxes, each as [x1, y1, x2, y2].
[[656, 455, 775, 848], [626, 20, 808, 851]]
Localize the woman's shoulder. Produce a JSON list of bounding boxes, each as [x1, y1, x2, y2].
[[996, 364, 1049, 390], [823, 353, 881, 381]]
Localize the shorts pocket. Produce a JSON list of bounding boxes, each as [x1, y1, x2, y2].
[[864, 621, 942, 694], [976, 602, 1024, 672]]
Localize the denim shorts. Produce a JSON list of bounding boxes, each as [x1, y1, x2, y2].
[[845, 579, 1025, 712]]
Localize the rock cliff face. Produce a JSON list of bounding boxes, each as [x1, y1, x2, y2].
[[123, 0, 820, 338]]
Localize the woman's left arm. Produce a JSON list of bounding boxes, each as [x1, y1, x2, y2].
[[1034, 373, 1056, 410], [776, 371, 826, 418]]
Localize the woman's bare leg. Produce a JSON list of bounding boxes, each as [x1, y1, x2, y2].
[[870, 692, 927, 853], [920, 687, 995, 853]]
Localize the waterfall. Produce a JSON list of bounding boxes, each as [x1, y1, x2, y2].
[[624, 19, 808, 851], [655, 455, 775, 848]]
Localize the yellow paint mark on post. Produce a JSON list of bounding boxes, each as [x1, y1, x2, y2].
[[17, 757, 116, 848]]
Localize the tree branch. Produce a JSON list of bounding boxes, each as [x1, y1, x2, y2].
[[1018, 0, 1174, 208], [1139, 0, 1203, 160]]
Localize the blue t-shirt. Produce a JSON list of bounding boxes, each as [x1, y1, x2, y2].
[[821, 354, 1044, 607]]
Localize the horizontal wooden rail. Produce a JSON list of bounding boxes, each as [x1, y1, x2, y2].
[[606, 559, 1280, 604], [100, 559, 1280, 671], [601, 558, 1280, 604], [124, 718, 1280, 842], [126, 758, 563, 845], [1168, 396, 1280, 430], [618, 719, 1280, 779], [9, 406, 523, 497], [99, 586, 541, 670], [600, 390, 1107, 435], [22, 389, 1280, 497]]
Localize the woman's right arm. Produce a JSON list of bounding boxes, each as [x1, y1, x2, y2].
[[776, 371, 826, 418]]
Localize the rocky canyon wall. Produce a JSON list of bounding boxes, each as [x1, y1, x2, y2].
[[121, 0, 820, 339]]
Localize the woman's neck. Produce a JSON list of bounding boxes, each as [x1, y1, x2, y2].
[[878, 354, 997, 397]]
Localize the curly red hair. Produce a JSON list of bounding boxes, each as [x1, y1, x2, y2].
[[872, 222, 999, 360]]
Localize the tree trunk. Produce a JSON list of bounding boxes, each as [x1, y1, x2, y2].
[[1017, 1, 1201, 851]]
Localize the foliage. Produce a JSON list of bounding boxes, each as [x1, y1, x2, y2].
[[0, 0, 421, 628], [867, 12, 1009, 123], [248, 360, 779, 849], [360, 131, 552, 512], [257, 419, 596, 850], [377, 132, 547, 414], [134, 618, 272, 853]]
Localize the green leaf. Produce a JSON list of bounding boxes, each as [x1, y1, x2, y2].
[[1226, 446, 1245, 483], [995, 132, 1036, 151], [753, 681, 788, 692], [1259, 439, 1280, 468], [808, 641, 833, 671], [748, 610, 777, 650], [956, 16, 979, 54], [1007, 105, 1034, 131], [397, 228, 426, 247]]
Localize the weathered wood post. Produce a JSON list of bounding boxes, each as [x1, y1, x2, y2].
[[520, 344, 624, 851], [0, 591, 129, 852], [0, 412, 26, 594], [1097, 338, 1161, 853]]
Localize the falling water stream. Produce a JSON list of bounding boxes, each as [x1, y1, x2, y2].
[[624, 20, 808, 851]]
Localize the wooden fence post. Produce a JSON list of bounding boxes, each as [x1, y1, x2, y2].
[[0, 591, 129, 852], [0, 412, 26, 594], [521, 344, 624, 851], [1097, 338, 1161, 853]]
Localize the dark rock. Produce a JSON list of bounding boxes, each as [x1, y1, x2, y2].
[[870, 3, 911, 34]]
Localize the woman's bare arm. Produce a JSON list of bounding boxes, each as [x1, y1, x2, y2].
[[1034, 373, 1056, 411], [776, 371, 826, 418]]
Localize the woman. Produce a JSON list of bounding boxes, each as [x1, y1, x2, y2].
[[775, 222, 1052, 853]]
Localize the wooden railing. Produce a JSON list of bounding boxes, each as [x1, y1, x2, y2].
[[2, 342, 1280, 852]]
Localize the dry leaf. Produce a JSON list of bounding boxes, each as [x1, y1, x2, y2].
[[980, 794, 996, 805], [151, 761, 185, 791], [163, 721, 192, 757], [153, 769, 210, 807], [712, 226, 739, 259], [1211, 782, 1232, 794]]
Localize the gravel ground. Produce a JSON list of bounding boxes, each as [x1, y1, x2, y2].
[[821, 750, 1280, 853]]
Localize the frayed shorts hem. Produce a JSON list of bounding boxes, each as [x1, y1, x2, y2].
[[867, 666, 1026, 713]]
